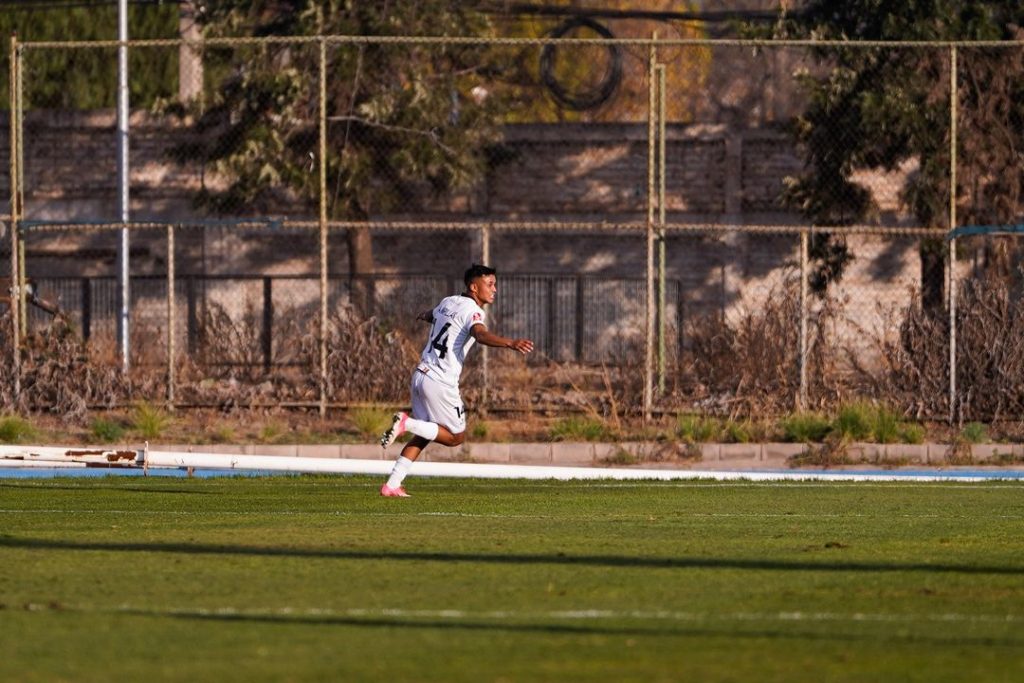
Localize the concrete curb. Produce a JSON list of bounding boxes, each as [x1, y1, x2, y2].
[[146, 441, 1024, 470]]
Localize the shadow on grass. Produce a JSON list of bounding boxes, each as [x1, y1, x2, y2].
[[2, 536, 1022, 575], [95, 607, 1024, 648]]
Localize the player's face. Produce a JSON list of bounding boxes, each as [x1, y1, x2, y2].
[[472, 275, 497, 305]]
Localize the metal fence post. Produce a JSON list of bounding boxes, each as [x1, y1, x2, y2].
[[318, 37, 329, 418], [81, 277, 91, 341], [948, 45, 958, 424], [186, 275, 197, 356], [799, 229, 808, 410], [481, 224, 490, 414], [575, 275, 585, 362], [8, 34, 20, 400], [166, 223, 176, 408], [656, 63, 667, 396], [262, 276, 273, 372], [644, 36, 657, 422], [17, 234, 26, 335], [116, 2, 131, 373]]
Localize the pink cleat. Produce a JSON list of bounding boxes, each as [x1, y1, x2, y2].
[[379, 411, 408, 449], [380, 484, 411, 498]]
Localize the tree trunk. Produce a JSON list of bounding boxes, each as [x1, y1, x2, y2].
[[920, 238, 945, 311], [348, 226, 374, 317]]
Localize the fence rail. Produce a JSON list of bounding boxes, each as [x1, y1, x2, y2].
[[22, 272, 679, 367]]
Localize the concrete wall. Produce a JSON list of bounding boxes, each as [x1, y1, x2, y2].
[[2, 111, 928, 365], [2, 111, 883, 226]]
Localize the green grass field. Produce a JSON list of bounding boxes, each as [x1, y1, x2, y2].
[[2, 474, 1023, 682]]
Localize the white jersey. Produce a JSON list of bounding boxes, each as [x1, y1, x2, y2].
[[417, 295, 486, 388]]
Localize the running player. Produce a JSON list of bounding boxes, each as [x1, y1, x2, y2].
[[378, 264, 534, 497]]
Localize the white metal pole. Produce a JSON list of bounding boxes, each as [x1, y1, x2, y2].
[[116, 0, 130, 371]]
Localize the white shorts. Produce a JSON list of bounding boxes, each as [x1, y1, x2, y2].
[[410, 368, 466, 434]]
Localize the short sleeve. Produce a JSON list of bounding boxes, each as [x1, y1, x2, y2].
[[467, 305, 486, 329]]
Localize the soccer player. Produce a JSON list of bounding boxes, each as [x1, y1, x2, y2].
[[378, 263, 534, 497]]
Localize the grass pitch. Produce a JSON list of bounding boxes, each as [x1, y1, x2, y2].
[[1, 474, 1023, 682]]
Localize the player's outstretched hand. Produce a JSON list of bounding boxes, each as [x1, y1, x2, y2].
[[510, 338, 534, 355]]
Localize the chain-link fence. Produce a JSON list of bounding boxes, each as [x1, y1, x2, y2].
[[4, 33, 1024, 422]]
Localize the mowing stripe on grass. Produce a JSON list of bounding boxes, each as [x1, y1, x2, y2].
[[22, 602, 1022, 626]]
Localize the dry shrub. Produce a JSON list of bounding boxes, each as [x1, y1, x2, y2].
[[0, 309, 170, 418], [956, 277, 1024, 420], [15, 320, 132, 420], [321, 306, 419, 404], [684, 309, 796, 416], [0, 309, 20, 409], [860, 274, 1024, 421], [849, 293, 948, 419], [192, 299, 293, 382], [682, 282, 842, 418], [118, 301, 426, 408], [175, 299, 315, 406], [480, 329, 645, 423]]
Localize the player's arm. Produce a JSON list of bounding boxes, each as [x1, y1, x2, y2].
[[470, 323, 534, 355], [416, 309, 435, 324]]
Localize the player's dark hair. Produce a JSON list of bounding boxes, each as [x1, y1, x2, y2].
[[464, 263, 496, 287]]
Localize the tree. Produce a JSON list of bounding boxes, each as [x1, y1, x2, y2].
[[1, 2, 178, 109], [764, 1, 1024, 301], [170, 1, 504, 314]]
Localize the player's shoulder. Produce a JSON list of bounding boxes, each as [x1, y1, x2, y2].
[[435, 295, 463, 314], [463, 297, 486, 318], [435, 295, 478, 319], [450, 294, 483, 311]]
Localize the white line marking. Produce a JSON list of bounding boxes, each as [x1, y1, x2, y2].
[[3, 478, 1022, 490], [1, 508, 1020, 520]]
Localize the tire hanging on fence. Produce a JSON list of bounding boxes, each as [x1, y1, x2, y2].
[[540, 17, 622, 111]]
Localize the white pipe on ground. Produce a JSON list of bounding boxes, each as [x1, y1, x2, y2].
[[0, 446, 1020, 482]]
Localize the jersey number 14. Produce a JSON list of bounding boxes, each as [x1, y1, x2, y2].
[[431, 322, 452, 359]]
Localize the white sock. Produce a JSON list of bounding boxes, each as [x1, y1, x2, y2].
[[405, 417, 439, 441], [386, 456, 414, 489]]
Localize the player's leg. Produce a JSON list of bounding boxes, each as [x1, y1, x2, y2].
[[381, 374, 465, 496], [385, 423, 460, 493], [380, 373, 440, 448], [426, 379, 467, 447], [397, 372, 466, 453], [382, 372, 441, 496], [382, 434, 430, 496], [427, 425, 465, 447], [393, 424, 462, 458]]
